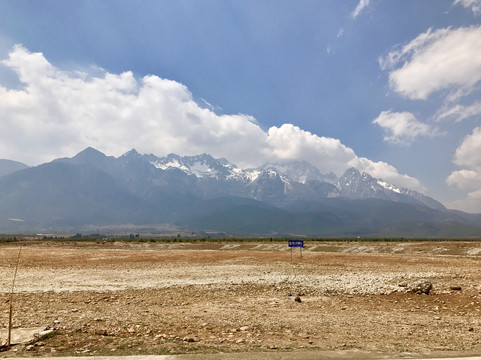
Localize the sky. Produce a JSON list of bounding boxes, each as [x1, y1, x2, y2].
[[0, 0, 481, 212]]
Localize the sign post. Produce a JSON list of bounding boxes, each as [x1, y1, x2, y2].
[[288, 240, 304, 263]]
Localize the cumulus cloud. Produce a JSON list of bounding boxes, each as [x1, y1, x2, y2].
[[265, 124, 357, 175], [351, 0, 371, 19], [380, 26, 481, 100], [0, 45, 422, 190], [447, 169, 481, 190], [454, 0, 481, 15], [372, 110, 434, 145], [452, 127, 481, 169]]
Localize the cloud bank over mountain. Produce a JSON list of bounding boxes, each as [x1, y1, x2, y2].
[[0, 45, 422, 190]]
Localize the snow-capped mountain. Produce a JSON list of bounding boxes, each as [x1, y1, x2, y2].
[[246, 168, 292, 202], [141, 152, 444, 210], [129, 150, 444, 209], [148, 153, 302, 186], [336, 168, 445, 210], [48, 148, 448, 211], [260, 160, 337, 184], [2, 147, 474, 237], [149, 153, 240, 180], [145, 153, 291, 202], [135, 152, 338, 203]]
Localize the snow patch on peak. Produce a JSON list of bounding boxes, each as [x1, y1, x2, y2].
[[148, 153, 245, 180], [151, 159, 189, 173], [189, 161, 219, 178], [377, 179, 401, 194], [265, 169, 278, 178], [244, 169, 261, 183], [260, 160, 335, 184]]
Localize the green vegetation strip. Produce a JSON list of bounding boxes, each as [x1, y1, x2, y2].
[[1, 234, 481, 244]]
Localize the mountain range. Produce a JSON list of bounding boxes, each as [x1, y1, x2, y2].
[[1, 147, 480, 237]]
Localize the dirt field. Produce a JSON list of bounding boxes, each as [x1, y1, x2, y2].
[[1, 240, 481, 358]]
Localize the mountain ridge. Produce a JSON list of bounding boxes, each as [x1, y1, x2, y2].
[[0, 159, 29, 178], [0, 147, 479, 237]]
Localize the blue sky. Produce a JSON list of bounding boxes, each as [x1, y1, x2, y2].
[[1, 0, 481, 212]]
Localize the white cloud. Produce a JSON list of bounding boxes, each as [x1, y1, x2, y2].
[[453, 126, 481, 169], [454, 0, 481, 15], [351, 0, 371, 19], [380, 26, 481, 100], [372, 110, 433, 145], [0, 45, 422, 191], [355, 157, 424, 191], [447, 127, 481, 211], [378, 24, 481, 211], [435, 101, 481, 122], [265, 124, 356, 175], [447, 169, 481, 190]]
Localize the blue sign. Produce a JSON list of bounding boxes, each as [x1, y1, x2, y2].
[[288, 240, 304, 248]]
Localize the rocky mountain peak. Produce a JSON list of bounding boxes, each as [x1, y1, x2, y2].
[[335, 167, 445, 210], [122, 148, 141, 159], [260, 160, 334, 184], [68, 147, 111, 167], [74, 146, 106, 159], [148, 152, 238, 180]]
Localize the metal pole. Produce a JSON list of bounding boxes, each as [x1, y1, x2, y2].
[[7, 246, 22, 348]]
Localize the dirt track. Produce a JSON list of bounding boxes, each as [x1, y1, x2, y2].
[[1, 240, 481, 358]]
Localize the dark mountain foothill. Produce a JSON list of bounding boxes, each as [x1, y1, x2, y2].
[[0, 147, 480, 237]]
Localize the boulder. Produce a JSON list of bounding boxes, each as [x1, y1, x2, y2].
[[410, 279, 433, 294], [0, 327, 48, 347]]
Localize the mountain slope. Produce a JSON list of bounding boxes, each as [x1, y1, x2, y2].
[[0, 161, 160, 231]]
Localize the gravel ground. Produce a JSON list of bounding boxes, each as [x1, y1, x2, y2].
[[1, 240, 481, 358]]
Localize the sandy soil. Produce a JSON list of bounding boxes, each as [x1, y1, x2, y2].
[[1, 240, 481, 358]]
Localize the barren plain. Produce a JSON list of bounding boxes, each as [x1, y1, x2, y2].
[[1, 240, 481, 358]]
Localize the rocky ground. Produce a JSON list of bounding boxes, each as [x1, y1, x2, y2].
[[1, 240, 481, 358]]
